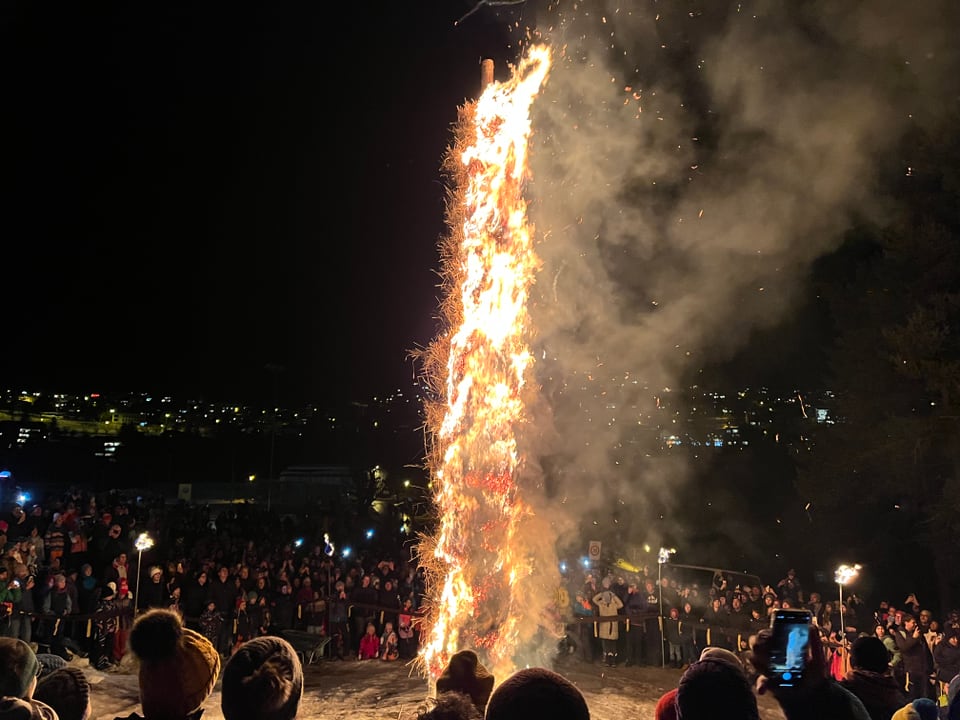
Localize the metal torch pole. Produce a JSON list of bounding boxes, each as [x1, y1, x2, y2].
[[659, 562, 665, 668], [838, 583, 844, 643], [134, 549, 143, 616]]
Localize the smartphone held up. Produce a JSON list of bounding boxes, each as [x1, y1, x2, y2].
[[768, 609, 813, 688]]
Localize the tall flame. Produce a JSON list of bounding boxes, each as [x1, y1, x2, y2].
[[419, 44, 553, 682]]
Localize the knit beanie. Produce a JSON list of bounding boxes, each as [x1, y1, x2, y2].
[[485, 667, 590, 720], [677, 651, 759, 720], [0, 698, 58, 720], [33, 667, 91, 720], [654, 688, 680, 720], [33, 655, 65, 680], [221, 636, 303, 720], [435, 650, 495, 713], [129, 608, 221, 719], [0, 639, 40, 699], [892, 699, 939, 720], [850, 636, 891, 673]]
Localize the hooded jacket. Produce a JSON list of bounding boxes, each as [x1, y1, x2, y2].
[[840, 668, 908, 720]]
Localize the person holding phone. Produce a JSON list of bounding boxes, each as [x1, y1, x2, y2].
[[751, 620, 872, 720], [894, 614, 935, 701]]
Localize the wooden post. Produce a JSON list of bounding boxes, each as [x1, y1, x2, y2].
[[480, 59, 494, 93]]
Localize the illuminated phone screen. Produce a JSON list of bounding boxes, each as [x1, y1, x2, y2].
[[769, 610, 812, 687]]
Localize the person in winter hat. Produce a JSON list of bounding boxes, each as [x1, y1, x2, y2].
[[485, 667, 590, 720], [0, 638, 58, 720], [33, 666, 91, 720], [435, 649, 495, 714], [839, 635, 906, 720], [417, 691, 482, 719], [654, 687, 680, 720], [891, 698, 939, 720], [220, 636, 303, 720], [677, 646, 760, 720], [113, 608, 221, 720], [943, 674, 960, 720]]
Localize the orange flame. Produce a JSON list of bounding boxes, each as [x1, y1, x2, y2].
[[419, 44, 553, 682]]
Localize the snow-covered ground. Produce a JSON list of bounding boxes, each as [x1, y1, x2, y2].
[[83, 653, 787, 720]]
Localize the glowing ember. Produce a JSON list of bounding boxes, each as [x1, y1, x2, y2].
[[418, 44, 553, 682]]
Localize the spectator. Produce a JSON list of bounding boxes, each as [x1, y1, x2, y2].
[[485, 667, 590, 720], [0, 567, 23, 638], [181, 569, 209, 628], [397, 596, 416, 661], [350, 575, 378, 652], [5, 506, 29, 542], [34, 666, 92, 720], [621, 580, 646, 667], [221, 636, 303, 720], [840, 635, 907, 720], [99, 526, 128, 575], [417, 692, 482, 720], [379, 620, 399, 661], [933, 631, 960, 696], [679, 600, 699, 668], [208, 565, 238, 657], [0, 638, 58, 719], [643, 579, 663, 665], [271, 582, 295, 632], [435, 649, 495, 715], [91, 582, 118, 671], [895, 614, 935, 701], [116, 608, 220, 720], [654, 687, 679, 720], [234, 596, 254, 652], [24, 527, 45, 567], [677, 647, 759, 720], [76, 563, 99, 615], [752, 623, 872, 720], [664, 606, 683, 668], [593, 581, 623, 667], [198, 601, 222, 650], [890, 698, 939, 720], [358, 621, 379, 660], [777, 569, 804, 606], [139, 566, 168, 610], [9, 564, 35, 645], [379, 578, 401, 632], [42, 515, 67, 567], [103, 551, 129, 588], [41, 573, 72, 658]]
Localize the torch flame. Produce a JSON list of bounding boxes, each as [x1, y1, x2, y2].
[[418, 44, 552, 682]]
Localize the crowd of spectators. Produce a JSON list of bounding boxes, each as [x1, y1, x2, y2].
[[1, 485, 959, 720], [0, 486, 426, 670], [562, 565, 960, 707]]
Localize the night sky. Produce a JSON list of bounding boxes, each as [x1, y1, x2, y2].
[[3, 1, 955, 410], [1, 2, 518, 405]]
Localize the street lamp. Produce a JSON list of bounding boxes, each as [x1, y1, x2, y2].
[[834, 563, 861, 642], [134, 532, 154, 615], [658, 547, 676, 667]]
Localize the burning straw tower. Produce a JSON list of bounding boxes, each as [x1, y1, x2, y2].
[[417, 45, 560, 683]]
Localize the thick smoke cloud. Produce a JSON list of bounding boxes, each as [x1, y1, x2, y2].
[[495, 0, 960, 559]]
